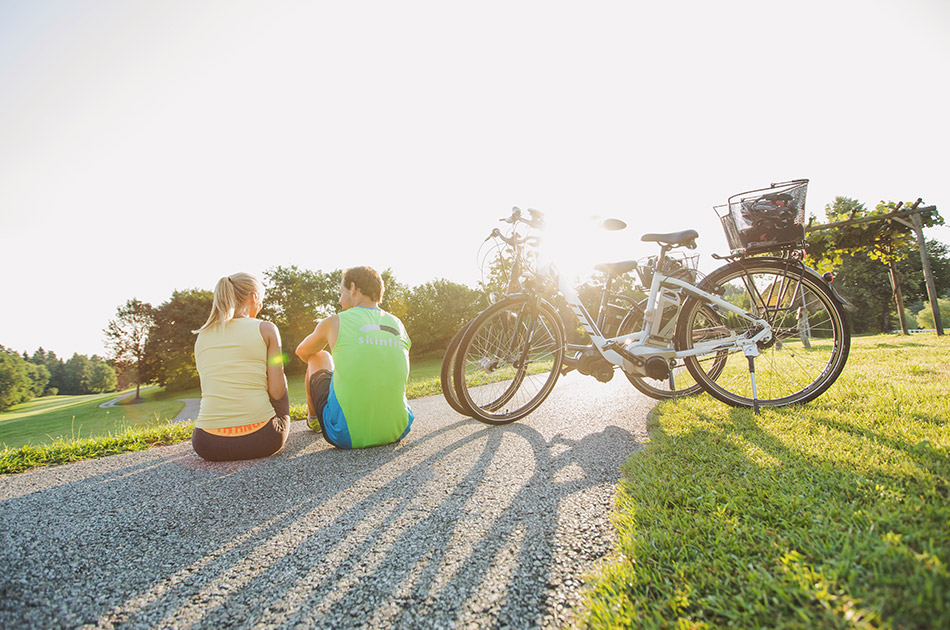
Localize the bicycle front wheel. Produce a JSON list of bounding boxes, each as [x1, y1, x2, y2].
[[453, 296, 565, 424], [440, 320, 474, 416], [676, 258, 850, 407]]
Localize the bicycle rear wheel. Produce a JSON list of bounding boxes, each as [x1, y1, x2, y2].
[[453, 296, 565, 424], [441, 321, 474, 415], [676, 258, 850, 407]]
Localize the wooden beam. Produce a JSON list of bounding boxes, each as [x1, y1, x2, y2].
[[804, 205, 937, 233]]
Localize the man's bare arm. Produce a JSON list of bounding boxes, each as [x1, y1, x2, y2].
[[295, 315, 340, 362]]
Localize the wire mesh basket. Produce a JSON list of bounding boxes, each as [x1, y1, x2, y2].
[[715, 179, 809, 255], [665, 251, 700, 281], [636, 252, 703, 289]]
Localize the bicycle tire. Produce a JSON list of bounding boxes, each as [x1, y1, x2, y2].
[[440, 321, 475, 415], [617, 301, 724, 399], [676, 258, 850, 407], [453, 295, 565, 424]]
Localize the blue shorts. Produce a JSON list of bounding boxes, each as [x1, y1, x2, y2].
[[309, 370, 412, 450]]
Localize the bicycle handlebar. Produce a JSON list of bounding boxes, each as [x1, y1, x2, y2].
[[499, 206, 544, 229], [487, 227, 540, 248], [488, 206, 545, 246]]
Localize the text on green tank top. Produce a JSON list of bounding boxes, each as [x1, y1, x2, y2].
[[332, 307, 411, 444]]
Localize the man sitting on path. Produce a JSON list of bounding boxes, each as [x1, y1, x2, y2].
[[296, 266, 413, 449]]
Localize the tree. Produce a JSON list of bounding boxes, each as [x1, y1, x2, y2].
[[0, 346, 31, 411], [62, 354, 91, 394], [917, 298, 950, 330], [822, 250, 894, 333], [403, 279, 483, 356], [259, 266, 341, 374], [24, 362, 50, 398], [142, 289, 213, 391], [380, 269, 409, 320], [0, 347, 112, 407], [104, 298, 155, 400], [86, 360, 118, 393], [902, 308, 919, 330], [30, 348, 65, 395], [897, 239, 950, 304]]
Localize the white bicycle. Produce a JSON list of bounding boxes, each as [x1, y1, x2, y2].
[[448, 180, 851, 423]]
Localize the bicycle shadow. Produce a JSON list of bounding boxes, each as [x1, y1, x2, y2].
[[0, 388, 646, 629]]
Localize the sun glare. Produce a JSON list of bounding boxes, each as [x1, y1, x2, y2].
[[535, 212, 634, 282]]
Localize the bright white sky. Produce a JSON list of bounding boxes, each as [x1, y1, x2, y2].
[[2, 0, 949, 358]]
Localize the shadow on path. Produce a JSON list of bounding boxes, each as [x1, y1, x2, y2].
[[0, 374, 651, 629]]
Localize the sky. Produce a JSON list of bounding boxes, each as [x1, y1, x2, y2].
[[1, 0, 949, 359]]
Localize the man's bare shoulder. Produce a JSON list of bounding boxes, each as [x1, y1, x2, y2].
[[317, 313, 341, 328]]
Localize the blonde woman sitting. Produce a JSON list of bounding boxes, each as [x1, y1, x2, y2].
[[191, 272, 290, 461]]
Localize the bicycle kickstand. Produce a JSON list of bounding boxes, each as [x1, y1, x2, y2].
[[668, 365, 677, 401], [741, 343, 760, 415]]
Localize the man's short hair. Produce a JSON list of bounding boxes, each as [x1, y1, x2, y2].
[[343, 266, 384, 303]]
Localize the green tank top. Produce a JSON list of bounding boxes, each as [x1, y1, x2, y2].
[[325, 307, 412, 448]]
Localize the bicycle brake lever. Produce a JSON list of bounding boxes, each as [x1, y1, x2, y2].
[[499, 207, 522, 224]]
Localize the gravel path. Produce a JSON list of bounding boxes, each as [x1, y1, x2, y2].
[[0, 373, 653, 629], [98, 387, 155, 409]]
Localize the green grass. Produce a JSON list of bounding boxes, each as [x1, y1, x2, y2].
[[0, 422, 196, 474], [0, 386, 192, 450], [578, 333, 950, 629], [0, 354, 447, 474], [0, 390, 122, 421], [3, 389, 148, 448]]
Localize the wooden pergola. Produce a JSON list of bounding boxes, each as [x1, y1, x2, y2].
[[805, 200, 944, 336]]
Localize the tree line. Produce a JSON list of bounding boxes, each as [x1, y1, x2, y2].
[[0, 347, 117, 411], [113, 267, 488, 395], [1, 267, 487, 410]]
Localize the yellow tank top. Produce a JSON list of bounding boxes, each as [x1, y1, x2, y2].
[[194, 318, 275, 430]]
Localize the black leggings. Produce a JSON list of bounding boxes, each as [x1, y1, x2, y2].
[[191, 393, 290, 462]]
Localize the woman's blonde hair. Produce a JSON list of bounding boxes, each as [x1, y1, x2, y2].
[[194, 272, 264, 333]]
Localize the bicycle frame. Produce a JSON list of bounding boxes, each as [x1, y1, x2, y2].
[[488, 209, 774, 378], [542, 258, 772, 377]]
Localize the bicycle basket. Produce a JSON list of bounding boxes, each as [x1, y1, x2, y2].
[[664, 252, 700, 283], [636, 253, 704, 289], [715, 179, 808, 255]]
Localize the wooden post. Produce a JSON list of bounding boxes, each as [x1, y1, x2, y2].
[[888, 259, 910, 335], [910, 211, 945, 335]]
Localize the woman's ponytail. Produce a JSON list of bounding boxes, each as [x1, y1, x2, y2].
[[193, 273, 263, 333]]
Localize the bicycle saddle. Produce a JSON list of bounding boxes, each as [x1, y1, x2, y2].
[[594, 260, 638, 276], [640, 229, 699, 248]]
